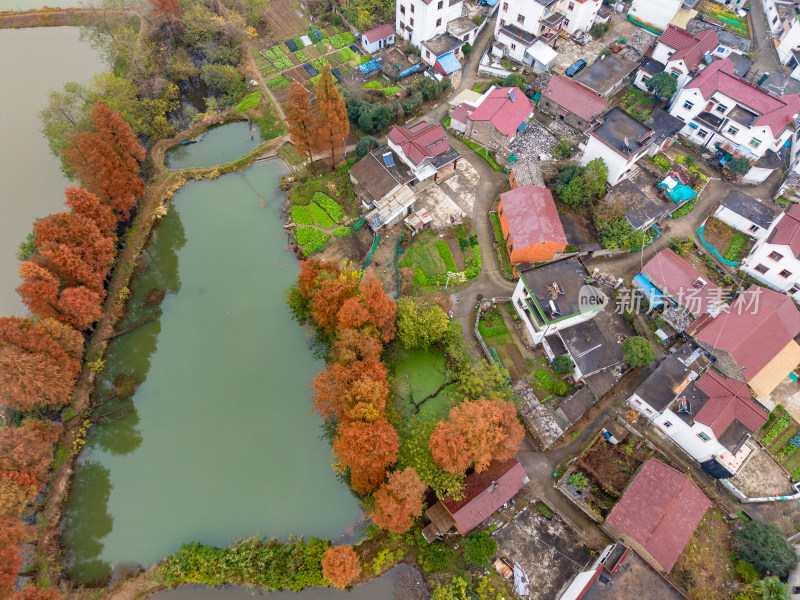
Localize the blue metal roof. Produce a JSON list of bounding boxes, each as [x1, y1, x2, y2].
[[517, 121, 528, 133], [436, 52, 461, 74], [633, 274, 667, 309]]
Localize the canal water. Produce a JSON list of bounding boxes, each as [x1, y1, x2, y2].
[[62, 161, 361, 582], [0, 27, 105, 314], [166, 122, 264, 170]]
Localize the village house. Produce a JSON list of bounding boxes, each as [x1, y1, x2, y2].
[[464, 86, 533, 150], [634, 26, 719, 91], [668, 58, 800, 162], [420, 33, 464, 78], [539, 75, 609, 132], [497, 184, 568, 268], [628, 0, 685, 31], [711, 190, 775, 242], [493, 24, 557, 72], [557, 318, 624, 382], [580, 107, 683, 186], [559, 543, 688, 599], [360, 24, 396, 53], [630, 365, 768, 479], [387, 121, 460, 183], [423, 458, 529, 541], [447, 15, 480, 45], [605, 180, 665, 231], [692, 285, 800, 402], [561, 0, 604, 35], [349, 145, 417, 230], [741, 203, 800, 296], [762, 0, 800, 65], [605, 458, 711, 573], [508, 159, 544, 188], [575, 54, 640, 99], [396, 0, 464, 47], [511, 257, 605, 345], [495, 0, 601, 54]]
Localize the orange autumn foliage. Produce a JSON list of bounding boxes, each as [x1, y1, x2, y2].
[[62, 101, 146, 220], [337, 272, 396, 343], [321, 545, 360, 588], [0, 427, 54, 485], [0, 518, 28, 599], [370, 467, 426, 533], [330, 328, 383, 365], [312, 358, 388, 421], [314, 66, 349, 170], [64, 187, 117, 239], [429, 398, 524, 474], [0, 477, 37, 519], [297, 258, 341, 299], [334, 419, 399, 493], [286, 82, 321, 175], [311, 277, 358, 334], [149, 0, 182, 19], [13, 587, 64, 600]]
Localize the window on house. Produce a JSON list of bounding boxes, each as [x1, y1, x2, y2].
[[505, 231, 510, 241], [509, 243, 513, 252], [697, 129, 708, 139], [715, 104, 728, 113], [671, 70, 681, 77], [773, 15, 779, 24], [769, 251, 784, 261], [517, 14, 525, 24], [748, 224, 759, 233], [642, 76, 651, 85], [410, 17, 414, 26], [400, 5, 405, 13], [502, 1, 508, 10], [436, 17, 442, 25], [755, 263, 769, 274], [511, 42, 516, 50], [750, 138, 762, 148], [411, 4, 414, 11], [698, 432, 711, 441], [683, 101, 694, 110], [564, 18, 569, 26], [437, 0, 443, 7], [425, 49, 430, 58], [728, 125, 739, 136], [500, 18, 505, 25], [780, 269, 793, 278], [568, 0, 575, 8], [663, 421, 672, 428]]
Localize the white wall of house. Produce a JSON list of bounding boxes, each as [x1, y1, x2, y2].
[[741, 238, 800, 293], [511, 279, 602, 344], [562, 0, 602, 34], [664, 59, 693, 90], [387, 138, 439, 181], [629, 0, 683, 30], [496, 0, 546, 37], [763, 0, 784, 35], [634, 69, 653, 92], [777, 19, 800, 65], [362, 34, 396, 54], [712, 206, 770, 241], [494, 29, 530, 62], [669, 87, 788, 159], [652, 41, 676, 65], [396, 0, 463, 46], [580, 135, 642, 185]]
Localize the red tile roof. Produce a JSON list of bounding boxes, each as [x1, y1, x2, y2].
[[362, 24, 395, 44], [606, 459, 710, 572], [388, 121, 454, 166], [451, 103, 473, 124], [469, 87, 533, 136], [641, 248, 723, 316], [670, 29, 719, 70], [768, 204, 800, 257], [442, 459, 528, 534], [694, 369, 768, 437], [695, 285, 800, 380], [659, 25, 700, 51], [685, 59, 800, 136], [541, 76, 608, 122], [499, 185, 567, 249]]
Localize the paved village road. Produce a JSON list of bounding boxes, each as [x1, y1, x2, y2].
[[748, 0, 785, 76]]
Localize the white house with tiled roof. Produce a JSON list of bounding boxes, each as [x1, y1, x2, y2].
[[741, 203, 800, 297], [644, 26, 719, 90], [396, 0, 464, 47], [669, 58, 800, 161]]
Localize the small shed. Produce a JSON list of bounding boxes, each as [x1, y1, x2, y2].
[[361, 24, 396, 54]]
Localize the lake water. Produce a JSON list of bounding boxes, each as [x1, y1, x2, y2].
[[0, 27, 104, 314], [166, 122, 264, 170], [62, 161, 361, 583]]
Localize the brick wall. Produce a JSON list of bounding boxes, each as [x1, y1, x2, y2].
[[538, 98, 592, 132], [465, 119, 511, 150]]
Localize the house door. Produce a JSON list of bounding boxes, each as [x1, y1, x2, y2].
[[379, 40, 383, 48]]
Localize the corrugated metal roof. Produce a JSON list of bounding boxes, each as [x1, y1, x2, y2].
[[641, 249, 723, 317], [768, 203, 800, 257], [469, 87, 533, 135], [606, 459, 710, 572], [442, 459, 528, 534], [362, 24, 395, 44], [694, 369, 768, 436], [542, 76, 608, 122], [499, 185, 567, 250]]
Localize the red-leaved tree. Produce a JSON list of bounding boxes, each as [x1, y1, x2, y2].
[[371, 467, 426, 533], [63, 102, 146, 220], [64, 186, 117, 239], [149, 0, 182, 20], [0, 518, 27, 599], [17, 262, 103, 330], [321, 545, 360, 589], [286, 82, 320, 175], [334, 419, 399, 493], [429, 398, 524, 473], [0, 427, 55, 485], [337, 271, 396, 343], [311, 276, 359, 335], [312, 358, 388, 421], [331, 328, 383, 365]]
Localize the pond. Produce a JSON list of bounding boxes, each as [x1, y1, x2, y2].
[[62, 161, 360, 583], [0, 26, 105, 314], [166, 121, 264, 170], [392, 348, 455, 420]]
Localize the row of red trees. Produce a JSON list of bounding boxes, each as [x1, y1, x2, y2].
[[285, 68, 350, 174], [1, 101, 146, 597]]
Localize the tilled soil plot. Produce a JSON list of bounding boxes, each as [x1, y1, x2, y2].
[[264, 0, 309, 42]]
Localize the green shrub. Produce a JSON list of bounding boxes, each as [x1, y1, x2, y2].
[[568, 472, 589, 490], [464, 244, 481, 278], [725, 233, 747, 262], [435, 240, 457, 272], [621, 336, 655, 368], [552, 354, 574, 374], [650, 155, 672, 172], [312, 192, 344, 223], [553, 381, 567, 396], [462, 530, 497, 567], [418, 541, 454, 574], [291, 205, 314, 225], [236, 92, 262, 113], [364, 80, 384, 90], [413, 267, 428, 286], [733, 521, 798, 578], [333, 226, 352, 238]]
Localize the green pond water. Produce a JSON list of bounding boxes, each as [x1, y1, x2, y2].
[[166, 122, 263, 170], [62, 161, 360, 583], [392, 348, 455, 420]]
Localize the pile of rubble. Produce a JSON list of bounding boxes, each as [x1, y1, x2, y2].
[[619, 29, 656, 61], [508, 120, 558, 161]]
